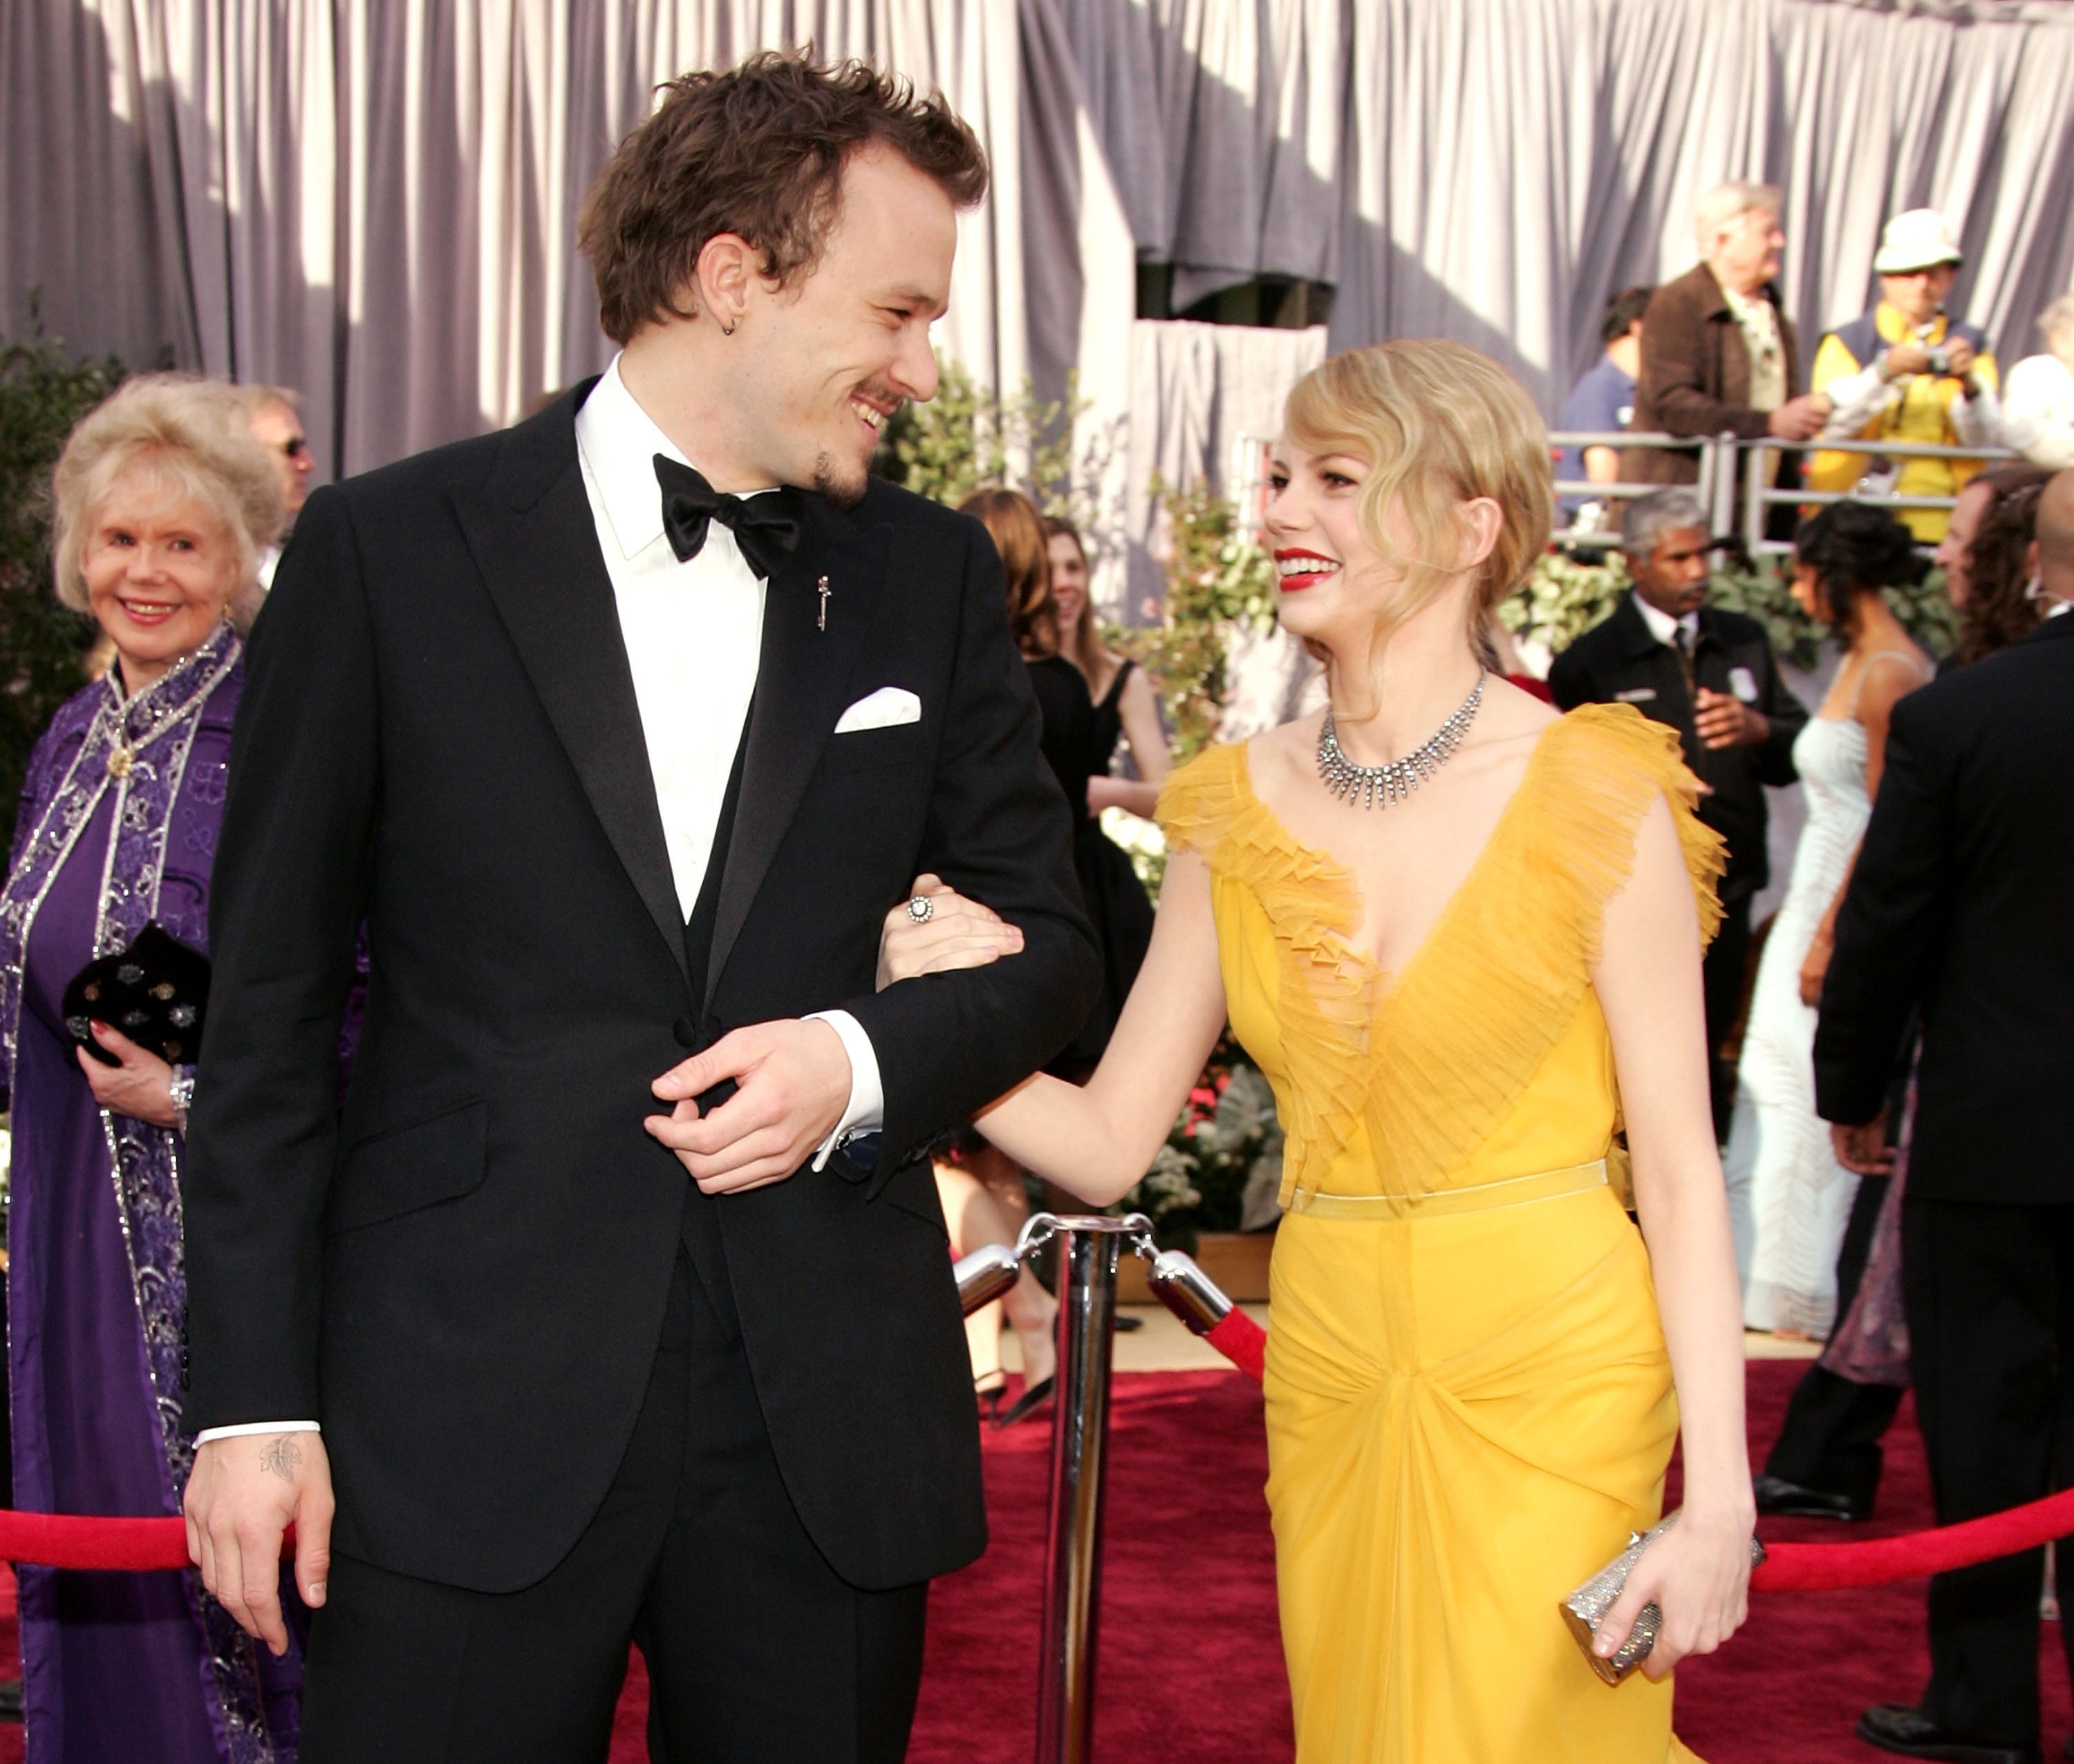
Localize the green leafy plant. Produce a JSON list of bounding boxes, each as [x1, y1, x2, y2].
[[1, 323, 123, 856], [1498, 550, 1628, 659], [872, 355, 1087, 521], [1107, 478, 1277, 766]]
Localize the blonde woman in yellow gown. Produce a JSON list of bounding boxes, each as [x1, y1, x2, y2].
[[877, 341, 1757, 1761]]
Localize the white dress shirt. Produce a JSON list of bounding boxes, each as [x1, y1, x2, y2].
[[1632, 591, 1699, 653], [194, 357, 882, 1448]]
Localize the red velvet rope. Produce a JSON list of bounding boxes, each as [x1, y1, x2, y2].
[[0, 1313, 2064, 1591], [1195, 1306, 2074, 1593], [0, 1513, 297, 1573], [0, 1512, 191, 1571]]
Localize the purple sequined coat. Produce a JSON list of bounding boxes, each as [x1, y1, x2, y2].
[[0, 626, 302, 1763]]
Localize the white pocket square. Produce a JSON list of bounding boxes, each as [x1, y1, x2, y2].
[[833, 687, 922, 734]]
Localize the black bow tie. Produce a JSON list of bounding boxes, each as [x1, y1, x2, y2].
[[653, 456, 805, 581]]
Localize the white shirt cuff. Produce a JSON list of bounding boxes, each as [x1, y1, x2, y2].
[[194, 1420, 321, 1445], [803, 1008, 884, 1172]]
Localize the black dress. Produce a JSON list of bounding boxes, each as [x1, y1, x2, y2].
[[1027, 655, 1157, 1073]]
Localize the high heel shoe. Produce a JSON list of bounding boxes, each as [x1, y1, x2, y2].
[[995, 1376, 1054, 1429], [975, 1370, 1007, 1424]]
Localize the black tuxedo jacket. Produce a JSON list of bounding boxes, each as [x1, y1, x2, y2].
[[1813, 613, 2074, 1204], [1548, 596, 1806, 906], [183, 382, 1099, 1593]]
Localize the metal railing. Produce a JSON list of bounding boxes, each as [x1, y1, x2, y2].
[[1241, 426, 2019, 567], [1549, 431, 1732, 547], [1735, 434, 2024, 558]]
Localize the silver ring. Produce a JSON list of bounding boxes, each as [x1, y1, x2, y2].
[[906, 894, 935, 923]]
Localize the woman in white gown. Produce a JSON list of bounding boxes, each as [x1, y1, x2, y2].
[[1730, 502, 1932, 1338]]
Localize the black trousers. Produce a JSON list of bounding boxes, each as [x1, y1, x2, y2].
[[1702, 897, 1753, 1146], [1763, 1171, 1903, 1503], [301, 1248, 928, 1763], [1903, 1197, 2074, 1748]]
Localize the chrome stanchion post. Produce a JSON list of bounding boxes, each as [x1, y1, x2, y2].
[[1035, 1212, 1152, 1764]]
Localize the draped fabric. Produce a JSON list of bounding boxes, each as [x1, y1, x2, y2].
[[0, 0, 1137, 486], [1061, 0, 2074, 411], [1123, 317, 1325, 612], [4, 0, 2071, 610], [1155, 709, 1726, 1760]]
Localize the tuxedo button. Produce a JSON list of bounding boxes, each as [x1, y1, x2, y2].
[[672, 1017, 699, 1048]]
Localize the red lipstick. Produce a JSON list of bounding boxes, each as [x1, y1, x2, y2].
[[1272, 547, 1339, 592]]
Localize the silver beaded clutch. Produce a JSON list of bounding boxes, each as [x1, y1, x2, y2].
[[1560, 1511, 1766, 1685]]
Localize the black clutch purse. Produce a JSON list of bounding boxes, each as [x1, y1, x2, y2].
[[62, 923, 211, 1068]]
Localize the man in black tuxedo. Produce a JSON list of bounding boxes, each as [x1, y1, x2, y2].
[[1818, 469, 2074, 1764], [180, 54, 1097, 1763], [1547, 487, 1807, 1143]]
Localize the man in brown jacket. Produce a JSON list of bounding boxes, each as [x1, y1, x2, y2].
[[1625, 181, 1830, 494]]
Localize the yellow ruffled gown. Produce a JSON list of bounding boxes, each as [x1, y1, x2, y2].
[[1157, 705, 1724, 1764]]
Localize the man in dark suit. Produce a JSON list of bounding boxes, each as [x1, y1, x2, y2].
[[1548, 487, 1807, 1143], [1817, 469, 2074, 1764], [179, 54, 1098, 1763]]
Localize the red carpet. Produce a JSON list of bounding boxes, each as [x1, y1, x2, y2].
[[0, 1361, 2064, 1761]]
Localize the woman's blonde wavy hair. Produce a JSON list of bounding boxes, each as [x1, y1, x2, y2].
[[1283, 340, 1552, 673], [51, 372, 284, 633]]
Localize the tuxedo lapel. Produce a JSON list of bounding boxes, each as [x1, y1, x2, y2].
[[457, 391, 691, 988], [704, 500, 892, 1013]]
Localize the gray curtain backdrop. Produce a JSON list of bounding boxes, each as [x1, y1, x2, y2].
[[1061, 0, 2074, 410], [0, 0, 1137, 487], [1123, 316, 1325, 614], [6, 0, 2072, 614]]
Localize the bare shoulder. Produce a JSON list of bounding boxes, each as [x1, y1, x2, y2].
[[1453, 675, 1560, 781], [1246, 711, 1323, 794], [1480, 673, 1561, 740]]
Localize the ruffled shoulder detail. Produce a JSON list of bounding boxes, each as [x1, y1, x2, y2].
[[1358, 703, 1726, 1195], [1153, 741, 1252, 862], [1533, 703, 1726, 953], [1157, 740, 1376, 1204]]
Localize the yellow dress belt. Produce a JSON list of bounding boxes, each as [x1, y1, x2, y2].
[[1283, 1156, 1615, 1221]]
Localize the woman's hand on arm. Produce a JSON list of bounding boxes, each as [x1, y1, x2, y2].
[[1591, 795, 1755, 1673], [877, 874, 1025, 988], [888, 847, 1222, 1208]]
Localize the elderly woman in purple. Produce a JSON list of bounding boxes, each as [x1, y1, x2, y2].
[[0, 373, 299, 1761]]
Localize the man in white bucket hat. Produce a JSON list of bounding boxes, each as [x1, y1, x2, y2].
[[1809, 207, 2002, 541]]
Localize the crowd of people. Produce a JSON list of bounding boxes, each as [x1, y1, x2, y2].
[[1558, 182, 2074, 541], [1, 46, 2071, 1764]]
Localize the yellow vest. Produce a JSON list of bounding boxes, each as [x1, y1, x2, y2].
[[1809, 303, 1999, 541]]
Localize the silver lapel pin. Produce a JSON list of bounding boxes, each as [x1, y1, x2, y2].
[[817, 574, 831, 632]]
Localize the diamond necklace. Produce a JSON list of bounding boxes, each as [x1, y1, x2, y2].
[[1316, 670, 1486, 809]]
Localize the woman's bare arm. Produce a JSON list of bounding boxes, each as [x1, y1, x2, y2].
[[1084, 666, 1174, 821], [972, 848, 1227, 1205], [1590, 796, 1755, 1674], [1115, 665, 1173, 786], [1800, 648, 1928, 1002]]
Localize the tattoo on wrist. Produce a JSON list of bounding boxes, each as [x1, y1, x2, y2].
[[259, 1436, 302, 1482]]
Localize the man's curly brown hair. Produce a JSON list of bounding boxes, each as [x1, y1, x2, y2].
[[579, 50, 988, 345]]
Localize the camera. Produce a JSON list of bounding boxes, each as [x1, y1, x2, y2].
[[1925, 344, 1953, 376]]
